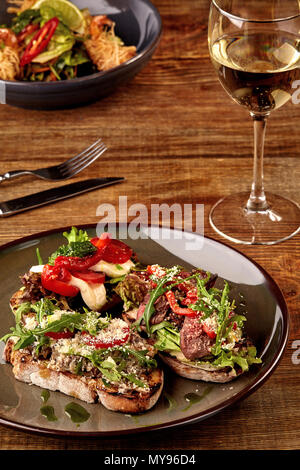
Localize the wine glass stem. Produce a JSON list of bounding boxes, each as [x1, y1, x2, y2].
[[247, 113, 269, 212]]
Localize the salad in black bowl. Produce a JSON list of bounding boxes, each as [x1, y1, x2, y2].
[[0, 0, 162, 108]]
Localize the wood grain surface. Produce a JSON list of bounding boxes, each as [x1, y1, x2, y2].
[[0, 0, 299, 450]]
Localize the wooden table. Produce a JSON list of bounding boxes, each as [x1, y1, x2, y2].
[[0, 0, 299, 451]]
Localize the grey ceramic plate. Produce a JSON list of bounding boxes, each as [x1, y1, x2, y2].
[[0, 224, 289, 436]]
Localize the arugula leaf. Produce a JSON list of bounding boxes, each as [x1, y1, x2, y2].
[[1, 312, 84, 350], [222, 314, 246, 340], [135, 267, 202, 333], [0, 323, 35, 350], [34, 313, 84, 336], [135, 266, 183, 332], [34, 334, 50, 356], [188, 274, 221, 318], [121, 347, 157, 369], [122, 373, 146, 388], [31, 298, 57, 324], [98, 363, 122, 383], [14, 302, 32, 324], [210, 282, 236, 356]]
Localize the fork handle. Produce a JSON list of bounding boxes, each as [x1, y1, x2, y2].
[[0, 170, 33, 183]]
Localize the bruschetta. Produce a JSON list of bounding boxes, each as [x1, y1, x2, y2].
[[119, 264, 261, 383]]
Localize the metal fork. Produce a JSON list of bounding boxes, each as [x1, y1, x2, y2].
[[0, 139, 107, 183]]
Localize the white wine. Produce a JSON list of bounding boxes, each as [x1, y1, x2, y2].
[[210, 31, 300, 113]]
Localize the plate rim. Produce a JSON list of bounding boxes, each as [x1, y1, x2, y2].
[[0, 223, 290, 438]]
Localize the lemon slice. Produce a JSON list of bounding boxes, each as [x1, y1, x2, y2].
[[32, 0, 86, 34]]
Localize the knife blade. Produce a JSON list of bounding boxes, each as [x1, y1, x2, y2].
[[0, 177, 125, 217]]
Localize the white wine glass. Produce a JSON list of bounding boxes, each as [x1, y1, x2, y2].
[[208, 0, 300, 244]]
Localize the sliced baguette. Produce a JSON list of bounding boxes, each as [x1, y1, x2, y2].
[[3, 339, 164, 413]]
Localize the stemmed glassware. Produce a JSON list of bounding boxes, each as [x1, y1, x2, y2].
[[208, 0, 300, 244]]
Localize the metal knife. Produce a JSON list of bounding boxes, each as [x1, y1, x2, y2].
[[0, 177, 125, 217]]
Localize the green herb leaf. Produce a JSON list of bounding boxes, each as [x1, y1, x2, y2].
[[48, 241, 96, 265], [36, 247, 43, 265], [122, 373, 146, 388], [11, 9, 41, 34], [63, 227, 90, 243]]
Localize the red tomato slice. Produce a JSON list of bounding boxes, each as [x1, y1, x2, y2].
[[91, 237, 132, 264], [102, 239, 133, 264], [71, 270, 105, 284], [41, 264, 79, 297], [45, 330, 74, 340], [81, 328, 129, 349]]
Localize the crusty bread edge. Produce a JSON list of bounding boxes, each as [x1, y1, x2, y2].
[[3, 340, 164, 413], [159, 352, 237, 383]]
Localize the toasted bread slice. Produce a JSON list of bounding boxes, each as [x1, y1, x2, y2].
[[4, 339, 164, 413], [159, 352, 237, 383]]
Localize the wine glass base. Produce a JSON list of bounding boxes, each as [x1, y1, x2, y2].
[[209, 192, 300, 245]]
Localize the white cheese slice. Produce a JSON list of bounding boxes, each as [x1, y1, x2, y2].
[[69, 275, 107, 311], [30, 265, 44, 273], [90, 259, 134, 278]]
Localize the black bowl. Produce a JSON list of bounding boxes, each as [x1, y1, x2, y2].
[[0, 0, 162, 109]]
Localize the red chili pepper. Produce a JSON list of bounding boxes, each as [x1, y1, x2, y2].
[[41, 264, 79, 297], [202, 323, 216, 339], [20, 17, 59, 67], [71, 270, 105, 284], [165, 290, 197, 317], [81, 327, 130, 349], [181, 287, 198, 306], [17, 23, 39, 43], [45, 330, 74, 340]]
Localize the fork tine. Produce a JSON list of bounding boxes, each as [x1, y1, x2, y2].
[[58, 139, 104, 169], [61, 150, 106, 178], [60, 145, 107, 177], [62, 143, 106, 174], [60, 142, 106, 172]]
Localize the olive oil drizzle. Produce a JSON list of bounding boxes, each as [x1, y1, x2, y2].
[[64, 402, 90, 424], [182, 386, 213, 411], [40, 405, 58, 422]]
